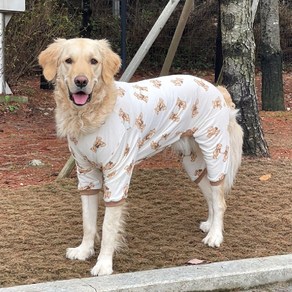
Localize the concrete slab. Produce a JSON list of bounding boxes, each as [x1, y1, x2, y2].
[[0, 254, 291, 292]]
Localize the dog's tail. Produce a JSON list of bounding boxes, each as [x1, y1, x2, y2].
[[218, 86, 243, 194]]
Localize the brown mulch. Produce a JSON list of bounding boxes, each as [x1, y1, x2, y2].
[[0, 72, 292, 288], [0, 159, 291, 287]]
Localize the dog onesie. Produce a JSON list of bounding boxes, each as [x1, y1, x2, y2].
[[68, 75, 230, 206]]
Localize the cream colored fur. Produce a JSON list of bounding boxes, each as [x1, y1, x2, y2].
[[38, 38, 121, 138], [38, 38, 243, 276]]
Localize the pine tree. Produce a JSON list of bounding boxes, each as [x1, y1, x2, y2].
[[221, 0, 269, 156]]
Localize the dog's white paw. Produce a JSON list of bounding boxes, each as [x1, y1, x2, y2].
[[200, 220, 212, 233], [66, 245, 94, 261], [202, 230, 223, 248], [91, 257, 113, 276]]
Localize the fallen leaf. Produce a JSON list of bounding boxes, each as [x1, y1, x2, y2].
[[259, 173, 272, 181], [186, 258, 207, 265]]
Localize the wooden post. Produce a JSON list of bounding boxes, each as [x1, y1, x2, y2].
[[57, 155, 76, 180], [0, 1, 25, 94], [120, 0, 180, 82], [160, 0, 194, 76]]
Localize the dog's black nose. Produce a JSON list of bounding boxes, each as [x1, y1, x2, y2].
[[74, 75, 88, 88]]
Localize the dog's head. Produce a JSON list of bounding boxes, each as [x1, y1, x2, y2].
[[38, 38, 121, 107]]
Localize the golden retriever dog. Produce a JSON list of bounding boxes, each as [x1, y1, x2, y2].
[[38, 38, 243, 276]]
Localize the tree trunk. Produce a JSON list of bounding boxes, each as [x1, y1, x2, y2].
[[260, 0, 285, 111], [221, 0, 269, 157]]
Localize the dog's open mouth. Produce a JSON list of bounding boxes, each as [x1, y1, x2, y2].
[[69, 91, 92, 106]]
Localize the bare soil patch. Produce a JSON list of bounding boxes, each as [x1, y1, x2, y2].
[[0, 73, 291, 287]]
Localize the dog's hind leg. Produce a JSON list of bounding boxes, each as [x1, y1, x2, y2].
[[201, 181, 226, 247], [176, 138, 226, 247], [91, 204, 126, 276], [66, 194, 98, 261], [197, 174, 213, 233]]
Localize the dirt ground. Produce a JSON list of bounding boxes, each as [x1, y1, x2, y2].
[[0, 72, 291, 288]]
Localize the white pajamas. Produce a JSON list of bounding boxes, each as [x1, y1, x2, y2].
[[68, 75, 230, 206]]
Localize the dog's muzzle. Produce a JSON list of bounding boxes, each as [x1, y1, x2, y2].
[[69, 91, 92, 106]]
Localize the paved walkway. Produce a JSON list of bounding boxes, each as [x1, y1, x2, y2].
[[0, 254, 291, 291]]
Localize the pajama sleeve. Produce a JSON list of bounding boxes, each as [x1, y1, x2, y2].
[[68, 138, 103, 194], [101, 133, 138, 206]]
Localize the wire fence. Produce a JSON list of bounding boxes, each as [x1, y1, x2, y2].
[[88, 0, 292, 72], [4, 0, 292, 80]]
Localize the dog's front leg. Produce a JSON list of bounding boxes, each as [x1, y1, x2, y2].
[[91, 204, 126, 276], [66, 194, 98, 260]]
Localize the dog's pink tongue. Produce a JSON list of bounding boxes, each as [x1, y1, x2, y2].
[[72, 93, 89, 105]]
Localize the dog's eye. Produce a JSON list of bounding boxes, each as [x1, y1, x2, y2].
[[65, 58, 73, 64], [90, 58, 98, 65]]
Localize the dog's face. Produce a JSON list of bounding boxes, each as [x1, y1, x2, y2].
[[38, 38, 121, 107]]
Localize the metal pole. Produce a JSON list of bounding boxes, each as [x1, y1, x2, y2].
[[0, 12, 6, 94], [81, 0, 92, 38], [120, 0, 127, 72]]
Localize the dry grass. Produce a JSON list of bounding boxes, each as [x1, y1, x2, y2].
[[0, 158, 291, 287]]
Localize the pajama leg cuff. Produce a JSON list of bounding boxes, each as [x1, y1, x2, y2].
[[104, 198, 126, 207], [80, 189, 102, 196]]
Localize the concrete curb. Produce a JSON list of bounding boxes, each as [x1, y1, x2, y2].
[[1, 254, 291, 292]]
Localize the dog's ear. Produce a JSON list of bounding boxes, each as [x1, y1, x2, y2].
[[98, 39, 121, 85], [38, 39, 66, 81]]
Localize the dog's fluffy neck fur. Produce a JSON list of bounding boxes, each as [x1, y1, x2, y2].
[[54, 78, 117, 139]]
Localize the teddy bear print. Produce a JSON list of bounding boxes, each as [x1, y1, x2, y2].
[[106, 171, 117, 179], [137, 129, 156, 149], [150, 79, 162, 88], [217, 173, 225, 182], [191, 152, 197, 162], [134, 92, 148, 103], [180, 127, 198, 138], [212, 97, 223, 109], [124, 144, 130, 157], [207, 126, 220, 138], [90, 136, 106, 152], [194, 169, 204, 177], [117, 87, 126, 97], [155, 98, 167, 114], [133, 85, 149, 92], [169, 112, 180, 122], [145, 129, 156, 141], [103, 161, 116, 171], [119, 108, 130, 123], [137, 138, 144, 149], [213, 143, 222, 159], [151, 141, 160, 150], [192, 99, 199, 118], [69, 136, 78, 145], [80, 182, 97, 190], [124, 162, 134, 175], [222, 146, 229, 162], [81, 155, 102, 169], [123, 184, 129, 197], [194, 79, 209, 91], [103, 186, 112, 199], [135, 113, 146, 131], [171, 77, 184, 86], [176, 97, 186, 110], [161, 133, 170, 140]]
